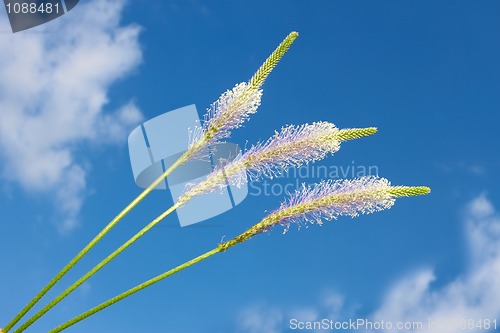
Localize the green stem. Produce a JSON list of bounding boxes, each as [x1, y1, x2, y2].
[[14, 202, 182, 333], [48, 225, 251, 332], [48, 233, 246, 333], [48, 247, 223, 333], [4, 150, 192, 333]]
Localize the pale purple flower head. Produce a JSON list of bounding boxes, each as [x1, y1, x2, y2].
[[190, 82, 263, 148], [276, 176, 395, 232], [218, 176, 430, 250], [179, 122, 376, 204], [188, 32, 299, 154]]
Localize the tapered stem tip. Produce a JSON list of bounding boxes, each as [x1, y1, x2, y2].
[[337, 127, 377, 141], [388, 186, 431, 197]]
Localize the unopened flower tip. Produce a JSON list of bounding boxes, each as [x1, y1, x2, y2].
[[387, 186, 431, 197], [336, 127, 377, 141]]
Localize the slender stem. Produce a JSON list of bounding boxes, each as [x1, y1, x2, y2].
[[14, 202, 182, 333], [48, 247, 223, 333], [48, 232, 247, 333], [3, 150, 191, 332], [48, 223, 250, 333]]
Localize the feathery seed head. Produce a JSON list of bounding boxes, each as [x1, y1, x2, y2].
[[241, 122, 341, 179], [222, 176, 430, 246], [179, 122, 376, 204], [188, 32, 299, 155], [191, 82, 263, 147]]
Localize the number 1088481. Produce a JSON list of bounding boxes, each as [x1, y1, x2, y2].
[[5, 2, 60, 14]]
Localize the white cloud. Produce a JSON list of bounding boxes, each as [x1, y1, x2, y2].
[[238, 305, 284, 333], [236, 292, 345, 333], [371, 194, 500, 332], [0, 0, 143, 232], [322, 292, 345, 320], [235, 194, 500, 333]]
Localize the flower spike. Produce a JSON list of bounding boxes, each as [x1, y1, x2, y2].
[[190, 32, 299, 152], [180, 122, 377, 204], [222, 176, 430, 246], [249, 31, 299, 89]]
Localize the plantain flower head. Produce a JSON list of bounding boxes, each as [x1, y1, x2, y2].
[[220, 176, 430, 248], [190, 82, 263, 147], [179, 122, 377, 204], [189, 32, 299, 154]]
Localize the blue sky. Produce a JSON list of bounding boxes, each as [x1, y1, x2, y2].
[[1, 1, 499, 332]]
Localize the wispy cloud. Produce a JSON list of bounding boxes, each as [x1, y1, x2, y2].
[[235, 291, 346, 333], [237, 305, 284, 333], [434, 161, 486, 176], [0, 0, 143, 232], [235, 194, 500, 333], [371, 194, 500, 332]]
